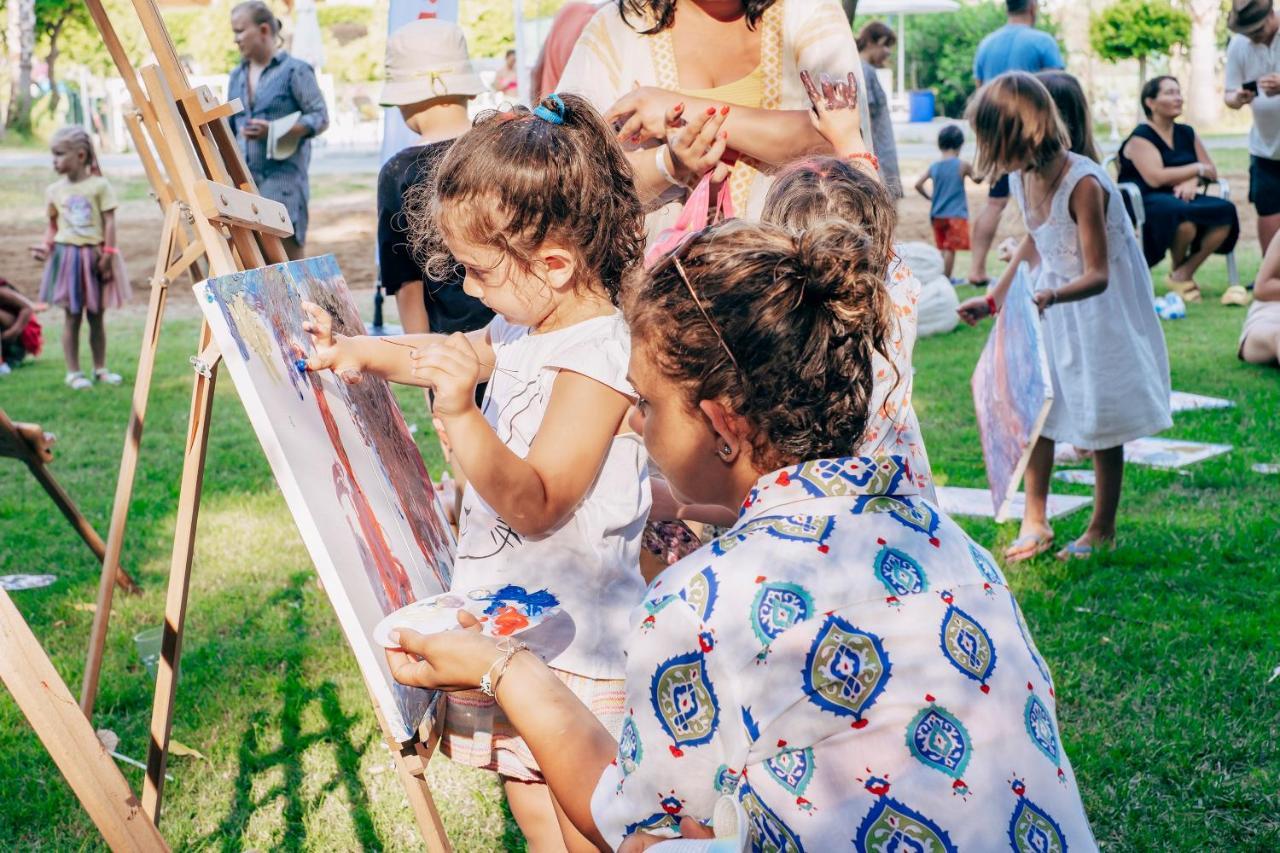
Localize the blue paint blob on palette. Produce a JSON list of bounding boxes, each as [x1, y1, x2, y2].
[[374, 586, 561, 648]]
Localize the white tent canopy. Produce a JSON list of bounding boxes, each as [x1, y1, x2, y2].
[[856, 0, 960, 103]]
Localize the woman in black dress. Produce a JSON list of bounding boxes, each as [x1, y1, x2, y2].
[[1118, 76, 1241, 303]]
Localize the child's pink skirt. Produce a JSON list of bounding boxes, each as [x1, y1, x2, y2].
[[39, 243, 131, 314]]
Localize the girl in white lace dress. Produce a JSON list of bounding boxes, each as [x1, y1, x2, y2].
[[959, 72, 1171, 562]]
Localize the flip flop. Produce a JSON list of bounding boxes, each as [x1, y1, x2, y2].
[[1004, 532, 1054, 563], [1055, 540, 1095, 561], [1165, 275, 1202, 303], [967, 277, 991, 287]]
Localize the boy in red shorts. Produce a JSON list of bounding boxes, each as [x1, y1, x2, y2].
[[916, 124, 981, 281]]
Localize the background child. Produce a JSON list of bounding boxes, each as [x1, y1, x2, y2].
[[30, 127, 129, 390], [958, 72, 1171, 561], [305, 93, 648, 853], [916, 124, 979, 282], [0, 279, 40, 376]]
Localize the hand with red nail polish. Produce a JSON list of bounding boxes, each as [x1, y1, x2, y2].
[[664, 101, 731, 186]]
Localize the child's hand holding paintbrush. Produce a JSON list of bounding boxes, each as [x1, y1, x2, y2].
[[299, 300, 502, 393]]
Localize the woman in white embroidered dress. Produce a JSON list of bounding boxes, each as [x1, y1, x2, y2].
[[556, 0, 870, 239], [383, 218, 1096, 851]]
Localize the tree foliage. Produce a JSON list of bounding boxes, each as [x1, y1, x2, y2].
[[873, 2, 1060, 118], [1090, 0, 1190, 83]]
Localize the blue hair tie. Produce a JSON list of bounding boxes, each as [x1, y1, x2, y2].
[[533, 93, 567, 125]]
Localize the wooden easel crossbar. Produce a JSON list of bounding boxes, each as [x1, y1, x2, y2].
[[0, 0, 452, 847]]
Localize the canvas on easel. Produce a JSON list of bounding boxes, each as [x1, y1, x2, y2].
[[195, 256, 455, 742], [971, 264, 1054, 522]]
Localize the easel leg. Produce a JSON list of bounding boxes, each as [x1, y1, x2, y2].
[[376, 704, 452, 853], [0, 589, 169, 851], [82, 204, 197, 718], [141, 324, 220, 826], [22, 459, 139, 593]]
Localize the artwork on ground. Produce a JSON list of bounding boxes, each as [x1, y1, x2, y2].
[[195, 255, 455, 743], [934, 486, 1091, 521], [970, 264, 1053, 522]]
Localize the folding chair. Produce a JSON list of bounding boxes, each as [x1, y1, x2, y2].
[[1103, 154, 1240, 288]]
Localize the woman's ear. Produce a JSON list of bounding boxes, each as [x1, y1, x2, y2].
[[536, 243, 579, 293], [698, 398, 748, 464]]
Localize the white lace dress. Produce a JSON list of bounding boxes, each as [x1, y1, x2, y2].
[[1010, 154, 1172, 450]]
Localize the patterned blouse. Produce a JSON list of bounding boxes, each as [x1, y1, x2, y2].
[[227, 51, 329, 245], [589, 455, 1097, 851]]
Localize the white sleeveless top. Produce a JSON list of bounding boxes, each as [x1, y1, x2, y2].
[[453, 313, 650, 678], [1010, 154, 1172, 449]]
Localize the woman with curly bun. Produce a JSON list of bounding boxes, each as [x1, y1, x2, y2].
[[382, 218, 1096, 851]]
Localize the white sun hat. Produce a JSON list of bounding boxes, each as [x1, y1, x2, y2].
[[379, 19, 485, 107]]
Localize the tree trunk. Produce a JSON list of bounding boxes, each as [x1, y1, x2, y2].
[[5, 0, 35, 133], [1186, 0, 1222, 128], [45, 17, 67, 119]]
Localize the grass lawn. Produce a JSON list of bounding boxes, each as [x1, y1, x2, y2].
[[1, 252, 1278, 850]]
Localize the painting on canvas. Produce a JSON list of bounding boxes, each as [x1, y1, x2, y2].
[[970, 264, 1054, 521], [195, 255, 454, 743]]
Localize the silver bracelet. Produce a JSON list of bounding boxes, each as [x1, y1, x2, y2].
[[655, 144, 684, 188], [480, 638, 528, 698]]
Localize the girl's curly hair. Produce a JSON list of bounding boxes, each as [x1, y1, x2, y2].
[[625, 219, 894, 471], [405, 93, 644, 304]]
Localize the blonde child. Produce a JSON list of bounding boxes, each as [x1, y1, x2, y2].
[[381, 218, 1096, 851], [304, 93, 648, 852], [958, 72, 1171, 561], [30, 127, 130, 389]]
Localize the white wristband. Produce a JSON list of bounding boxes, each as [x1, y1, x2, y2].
[[655, 145, 683, 188]]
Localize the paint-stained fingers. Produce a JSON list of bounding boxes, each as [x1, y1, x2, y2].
[[615, 112, 645, 145], [300, 300, 333, 344], [846, 72, 859, 111], [820, 73, 838, 111]]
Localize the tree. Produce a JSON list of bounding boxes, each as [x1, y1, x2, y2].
[[1089, 0, 1191, 92], [5, 0, 35, 133], [36, 0, 92, 118], [1185, 0, 1221, 127], [888, 3, 1060, 118]]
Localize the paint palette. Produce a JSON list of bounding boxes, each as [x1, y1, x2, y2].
[[374, 585, 561, 648]]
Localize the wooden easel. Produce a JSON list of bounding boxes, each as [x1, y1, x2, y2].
[[0, 0, 452, 847], [0, 407, 137, 591]]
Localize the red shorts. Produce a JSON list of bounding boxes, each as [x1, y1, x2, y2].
[[931, 216, 971, 252]]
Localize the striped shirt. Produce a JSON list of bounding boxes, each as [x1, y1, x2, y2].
[[228, 51, 329, 244]]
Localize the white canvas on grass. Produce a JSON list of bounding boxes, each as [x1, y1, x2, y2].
[[1169, 391, 1235, 413], [1123, 437, 1233, 469], [935, 486, 1092, 520], [970, 265, 1053, 522], [195, 255, 455, 744]]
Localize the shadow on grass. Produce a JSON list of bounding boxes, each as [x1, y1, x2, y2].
[[210, 573, 382, 852]]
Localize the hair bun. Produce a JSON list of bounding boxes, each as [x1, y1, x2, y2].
[[790, 220, 880, 328]]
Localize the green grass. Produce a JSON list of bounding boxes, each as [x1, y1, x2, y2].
[[2, 251, 1278, 849]]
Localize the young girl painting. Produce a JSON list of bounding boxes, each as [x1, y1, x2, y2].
[[303, 93, 649, 851], [958, 72, 1172, 561], [380, 218, 1096, 851]]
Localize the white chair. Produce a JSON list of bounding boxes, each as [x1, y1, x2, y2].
[[1103, 153, 1240, 287]]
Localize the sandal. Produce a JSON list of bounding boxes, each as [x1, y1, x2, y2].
[[65, 371, 92, 390], [1004, 531, 1054, 563], [1056, 539, 1108, 561], [93, 368, 122, 385], [1220, 285, 1251, 307], [1165, 275, 1202, 303]]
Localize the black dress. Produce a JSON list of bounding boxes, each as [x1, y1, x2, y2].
[[1117, 123, 1240, 269]]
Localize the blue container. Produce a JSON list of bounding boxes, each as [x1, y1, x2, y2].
[[908, 90, 935, 123]]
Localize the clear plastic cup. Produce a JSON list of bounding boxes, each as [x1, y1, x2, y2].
[[134, 626, 164, 679]]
